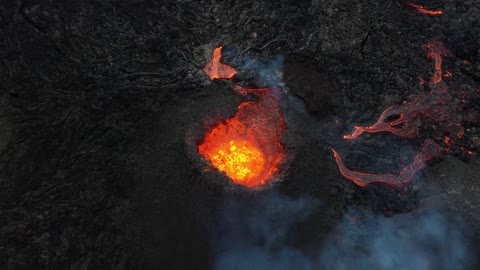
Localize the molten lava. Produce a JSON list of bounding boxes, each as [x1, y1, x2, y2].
[[344, 40, 457, 141], [421, 40, 449, 84], [203, 46, 238, 80], [337, 39, 474, 187], [406, 2, 443, 16], [331, 140, 441, 186], [343, 91, 463, 140], [204, 140, 265, 182], [198, 85, 286, 187]]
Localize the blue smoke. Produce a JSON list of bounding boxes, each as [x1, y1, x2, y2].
[[212, 191, 319, 270], [212, 191, 473, 270], [241, 55, 284, 87], [318, 209, 472, 270]]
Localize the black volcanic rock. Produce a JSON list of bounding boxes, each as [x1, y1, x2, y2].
[[0, 0, 479, 269], [283, 55, 345, 117]]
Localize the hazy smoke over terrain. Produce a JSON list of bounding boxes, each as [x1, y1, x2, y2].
[[318, 208, 472, 270], [212, 191, 318, 270], [241, 55, 284, 87], [212, 190, 472, 270]]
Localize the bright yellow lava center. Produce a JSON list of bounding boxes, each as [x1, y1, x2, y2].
[[210, 140, 265, 181]]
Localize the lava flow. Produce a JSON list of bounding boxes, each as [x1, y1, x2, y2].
[[335, 39, 472, 186], [331, 140, 441, 186], [198, 85, 286, 187], [344, 41, 459, 141], [203, 46, 238, 80], [421, 40, 449, 84], [406, 2, 443, 16], [343, 91, 462, 140]]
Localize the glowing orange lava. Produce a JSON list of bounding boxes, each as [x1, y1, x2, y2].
[[406, 2, 443, 16], [198, 85, 286, 187], [421, 40, 449, 84], [202, 139, 265, 182], [203, 46, 238, 80]]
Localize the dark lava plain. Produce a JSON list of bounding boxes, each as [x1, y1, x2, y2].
[[0, 0, 479, 269]]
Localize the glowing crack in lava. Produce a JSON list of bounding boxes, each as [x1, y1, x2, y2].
[[203, 46, 238, 80], [344, 40, 458, 141], [342, 91, 462, 140], [421, 40, 449, 84], [406, 2, 443, 16], [331, 140, 442, 186], [335, 40, 472, 186], [198, 85, 286, 187]]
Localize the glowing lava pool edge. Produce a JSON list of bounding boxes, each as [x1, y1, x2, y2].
[[198, 85, 286, 188]]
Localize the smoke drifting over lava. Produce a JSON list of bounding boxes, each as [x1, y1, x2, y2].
[[241, 55, 285, 87], [197, 26, 479, 269]]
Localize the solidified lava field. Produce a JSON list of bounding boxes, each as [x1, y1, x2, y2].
[[1, 0, 480, 269]]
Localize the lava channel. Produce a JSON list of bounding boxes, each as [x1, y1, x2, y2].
[[338, 39, 471, 187], [421, 40, 449, 84], [344, 40, 460, 141], [331, 140, 442, 186], [406, 2, 443, 16], [203, 46, 238, 80], [343, 91, 463, 140], [198, 85, 286, 187]]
